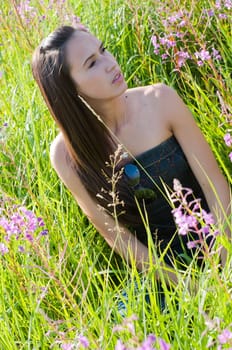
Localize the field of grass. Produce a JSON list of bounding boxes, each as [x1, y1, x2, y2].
[[0, 0, 232, 349]]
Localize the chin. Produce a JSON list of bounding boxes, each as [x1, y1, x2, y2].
[[115, 81, 128, 94]]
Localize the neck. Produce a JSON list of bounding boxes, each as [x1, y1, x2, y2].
[[81, 93, 129, 135]]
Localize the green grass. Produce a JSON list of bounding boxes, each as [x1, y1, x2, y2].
[[0, 0, 232, 349]]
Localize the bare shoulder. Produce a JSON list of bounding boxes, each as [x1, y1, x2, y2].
[[145, 83, 187, 120], [126, 83, 169, 109], [127, 83, 177, 106], [50, 132, 69, 171], [50, 133, 98, 218], [145, 83, 177, 99], [127, 83, 164, 96], [49, 134, 123, 240], [50, 132, 79, 189]]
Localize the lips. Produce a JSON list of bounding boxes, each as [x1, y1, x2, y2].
[[112, 72, 122, 84]]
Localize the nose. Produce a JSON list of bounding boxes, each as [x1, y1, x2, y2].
[[105, 56, 117, 73]]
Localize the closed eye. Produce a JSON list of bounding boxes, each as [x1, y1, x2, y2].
[[88, 60, 96, 68], [88, 43, 107, 69]]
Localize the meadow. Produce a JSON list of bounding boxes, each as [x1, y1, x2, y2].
[[0, 0, 232, 349]]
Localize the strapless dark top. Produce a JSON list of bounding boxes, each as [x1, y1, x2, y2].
[[125, 135, 212, 266]]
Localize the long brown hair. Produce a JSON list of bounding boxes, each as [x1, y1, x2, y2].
[[32, 26, 141, 226]]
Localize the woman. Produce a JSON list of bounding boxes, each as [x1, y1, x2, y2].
[[32, 25, 230, 286]]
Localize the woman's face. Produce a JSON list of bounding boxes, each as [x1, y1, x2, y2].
[[66, 30, 127, 103]]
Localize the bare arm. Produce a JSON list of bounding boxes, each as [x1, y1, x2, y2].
[[50, 134, 179, 285], [161, 84, 231, 265]]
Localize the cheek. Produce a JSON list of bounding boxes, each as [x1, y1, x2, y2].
[[71, 73, 89, 93], [76, 78, 99, 98], [77, 72, 103, 92]]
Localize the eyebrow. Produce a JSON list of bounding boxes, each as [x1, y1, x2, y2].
[[83, 42, 104, 66]]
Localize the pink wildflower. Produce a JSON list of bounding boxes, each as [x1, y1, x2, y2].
[[139, 334, 156, 349], [61, 344, 74, 350], [159, 338, 171, 350], [78, 335, 89, 348], [151, 35, 160, 54], [224, 133, 232, 147], [218, 328, 232, 344], [0, 242, 9, 255], [115, 340, 127, 350], [171, 179, 216, 250], [175, 51, 190, 67], [187, 241, 199, 249], [195, 50, 211, 61]]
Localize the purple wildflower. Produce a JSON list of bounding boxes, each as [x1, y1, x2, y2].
[[25, 233, 33, 242], [224, 133, 232, 147], [171, 179, 216, 251], [178, 20, 186, 27], [202, 210, 215, 225], [167, 10, 185, 24], [78, 335, 89, 348], [61, 344, 74, 350], [159, 34, 176, 48], [0, 201, 48, 253], [218, 329, 232, 344], [151, 35, 160, 54], [172, 209, 190, 235], [0, 242, 9, 255], [173, 178, 183, 194], [11, 213, 25, 226], [161, 53, 169, 60], [159, 37, 166, 46], [208, 9, 215, 16], [0, 217, 10, 232], [0, 71, 3, 79], [187, 241, 198, 249], [175, 51, 190, 67], [218, 13, 228, 19], [17, 0, 36, 24], [162, 19, 168, 27], [201, 225, 210, 234], [37, 217, 45, 227], [18, 245, 25, 253], [159, 338, 171, 350], [175, 32, 184, 39], [211, 48, 221, 60], [40, 229, 48, 236], [195, 50, 211, 61], [168, 13, 182, 24], [113, 315, 171, 350], [225, 0, 232, 9], [0, 217, 21, 236], [139, 334, 156, 349], [186, 214, 198, 227], [215, 0, 222, 9], [167, 37, 176, 48], [203, 8, 215, 17], [115, 340, 128, 350]]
